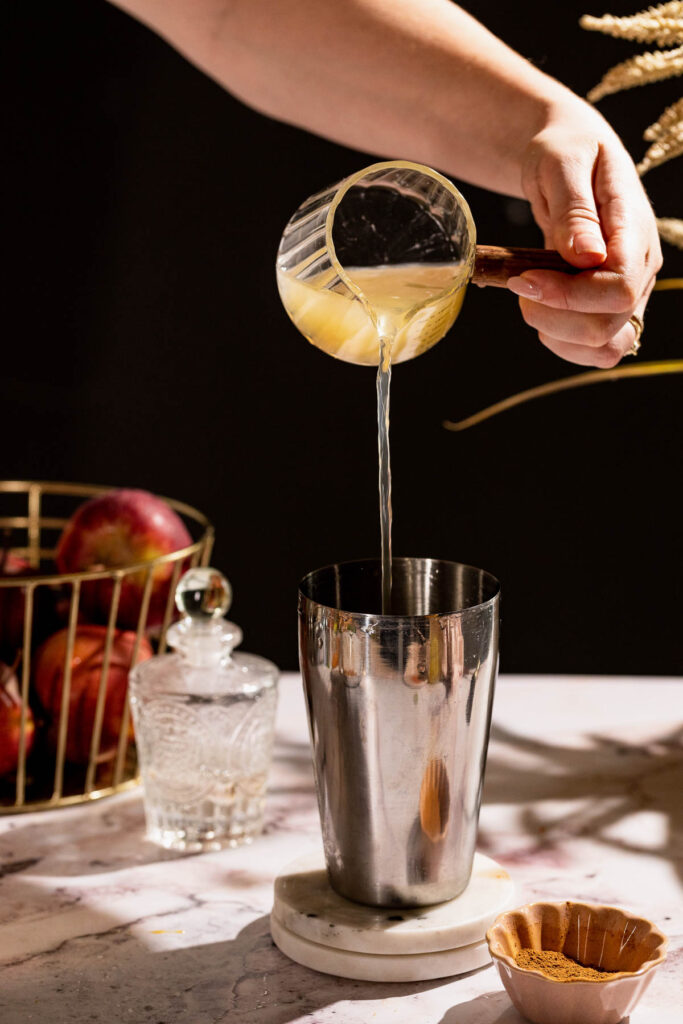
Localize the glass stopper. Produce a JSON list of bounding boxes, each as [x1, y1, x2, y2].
[[175, 567, 232, 621]]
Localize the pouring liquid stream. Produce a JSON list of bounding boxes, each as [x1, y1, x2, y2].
[[277, 257, 467, 615], [346, 264, 466, 614], [377, 331, 393, 614]]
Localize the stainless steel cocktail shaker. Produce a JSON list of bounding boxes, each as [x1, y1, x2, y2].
[[299, 557, 500, 908]]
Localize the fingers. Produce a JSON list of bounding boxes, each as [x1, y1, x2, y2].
[[507, 267, 640, 314], [591, 145, 660, 272], [518, 296, 647, 368], [517, 298, 630, 346], [534, 326, 636, 368], [538, 145, 607, 267], [517, 121, 663, 367], [513, 146, 651, 316]]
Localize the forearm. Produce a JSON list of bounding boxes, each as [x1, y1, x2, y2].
[[107, 0, 597, 197]]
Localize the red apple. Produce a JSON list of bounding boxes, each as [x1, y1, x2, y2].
[[0, 662, 35, 776], [0, 548, 76, 658], [0, 550, 34, 660], [55, 489, 192, 629], [32, 624, 153, 764]]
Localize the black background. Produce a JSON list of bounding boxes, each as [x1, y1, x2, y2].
[[3, 1, 681, 673]]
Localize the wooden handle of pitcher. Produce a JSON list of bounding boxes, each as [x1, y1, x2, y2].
[[472, 245, 579, 288]]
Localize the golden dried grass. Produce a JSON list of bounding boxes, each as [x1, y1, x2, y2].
[[581, 3, 683, 47], [583, 5, 683, 240], [644, 95, 683, 137], [586, 44, 683, 101], [655, 216, 683, 247], [638, 122, 683, 171]]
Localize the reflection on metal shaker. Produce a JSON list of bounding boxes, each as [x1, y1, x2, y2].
[[299, 557, 500, 908]]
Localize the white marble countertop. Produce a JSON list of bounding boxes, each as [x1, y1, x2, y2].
[[1, 674, 681, 1024]]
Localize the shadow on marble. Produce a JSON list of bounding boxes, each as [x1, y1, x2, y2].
[[0, 735, 317, 880], [440, 994, 631, 1024], [0, 873, 127, 962], [228, 915, 454, 1024], [0, 795, 195, 878], [481, 722, 683, 882], [0, 904, 462, 1024], [438, 990, 525, 1024]]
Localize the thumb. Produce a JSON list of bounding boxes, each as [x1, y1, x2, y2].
[[544, 154, 607, 268]]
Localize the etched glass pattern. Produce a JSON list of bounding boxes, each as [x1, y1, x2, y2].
[[131, 687, 278, 851]]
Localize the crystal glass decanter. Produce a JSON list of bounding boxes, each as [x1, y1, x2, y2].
[[129, 567, 279, 851]]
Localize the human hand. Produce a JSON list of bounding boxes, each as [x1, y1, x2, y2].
[[508, 105, 662, 367]]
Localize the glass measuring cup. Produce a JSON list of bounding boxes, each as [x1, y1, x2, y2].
[[276, 160, 573, 366]]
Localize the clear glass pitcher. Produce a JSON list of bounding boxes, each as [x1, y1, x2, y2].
[[276, 160, 573, 366]]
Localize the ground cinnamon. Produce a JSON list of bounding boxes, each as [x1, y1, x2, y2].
[[514, 948, 620, 981]]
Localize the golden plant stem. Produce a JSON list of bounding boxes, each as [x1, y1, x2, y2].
[[443, 276, 683, 430], [443, 361, 683, 431], [441, 276, 683, 430], [653, 276, 683, 289]]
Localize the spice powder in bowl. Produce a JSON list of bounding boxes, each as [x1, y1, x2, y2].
[[486, 900, 667, 1024], [514, 948, 620, 981]]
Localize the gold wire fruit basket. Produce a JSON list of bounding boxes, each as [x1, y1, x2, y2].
[[0, 481, 214, 813]]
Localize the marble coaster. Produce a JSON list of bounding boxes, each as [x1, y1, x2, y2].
[[270, 851, 514, 982]]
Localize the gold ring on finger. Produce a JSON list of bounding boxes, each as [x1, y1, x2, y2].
[[626, 314, 644, 356]]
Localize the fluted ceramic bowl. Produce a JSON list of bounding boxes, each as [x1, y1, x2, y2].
[[486, 901, 667, 1024]]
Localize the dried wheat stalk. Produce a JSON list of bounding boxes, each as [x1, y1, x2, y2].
[[587, 44, 683, 101], [583, 9, 683, 243], [639, 96, 683, 174], [655, 216, 683, 247], [581, 3, 683, 47], [644, 95, 683, 137], [638, 121, 683, 170]]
